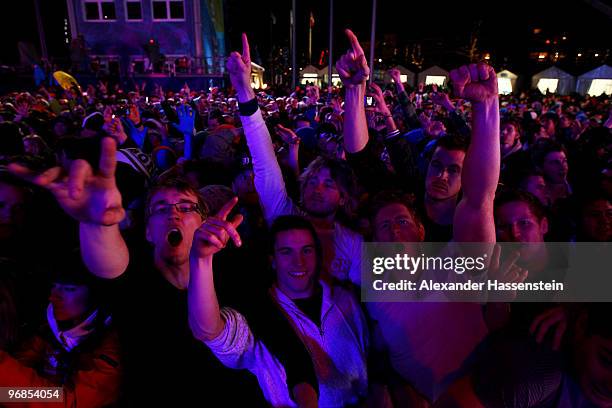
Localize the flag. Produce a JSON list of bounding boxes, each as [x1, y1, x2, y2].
[[309, 12, 315, 28]]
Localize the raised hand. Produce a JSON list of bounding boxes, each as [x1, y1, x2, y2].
[[128, 104, 141, 126], [103, 112, 128, 145], [487, 245, 528, 301], [529, 306, 568, 351], [450, 62, 498, 104], [336, 29, 370, 88], [175, 104, 195, 135], [226, 33, 253, 101], [388, 68, 401, 84], [191, 197, 244, 259], [430, 89, 454, 111], [275, 124, 300, 145], [369, 83, 390, 115], [8, 138, 125, 226]]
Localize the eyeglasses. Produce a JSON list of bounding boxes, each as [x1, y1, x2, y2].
[[149, 201, 202, 216]]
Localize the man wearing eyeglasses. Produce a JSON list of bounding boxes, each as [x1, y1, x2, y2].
[[8, 145, 266, 405]]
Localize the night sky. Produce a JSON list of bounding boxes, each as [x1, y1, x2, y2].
[[1, 0, 610, 73]]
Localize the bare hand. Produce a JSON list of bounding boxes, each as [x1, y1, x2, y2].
[[226, 33, 253, 98], [487, 245, 528, 301], [276, 124, 300, 145], [530, 306, 568, 351], [191, 197, 244, 259], [336, 29, 370, 88], [450, 63, 498, 104], [388, 68, 401, 83], [8, 138, 125, 226]]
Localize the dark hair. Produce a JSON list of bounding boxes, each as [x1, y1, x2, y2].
[[144, 176, 208, 221], [367, 190, 421, 226], [501, 118, 522, 139], [434, 133, 469, 154], [531, 139, 566, 167], [299, 156, 358, 218], [494, 188, 547, 221], [269, 215, 323, 275]]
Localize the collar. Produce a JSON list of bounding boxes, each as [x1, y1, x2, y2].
[[270, 280, 334, 321], [46, 304, 103, 351]]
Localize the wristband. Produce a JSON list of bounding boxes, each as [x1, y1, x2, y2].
[[238, 98, 259, 116]]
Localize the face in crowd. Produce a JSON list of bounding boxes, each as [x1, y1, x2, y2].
[[579, 199, 612, 242], [372, 203, 424, 243], [49, 282, 91, 324], [146, 187, 205, 266], [425, 146, 465, 201], [495, 198, 548, 263], [302, 167, 344, 218], [540, 150, 569, 184], [272, 228, 318, 299], [520, 175, 550, 207], [500, 123, 520, 152]]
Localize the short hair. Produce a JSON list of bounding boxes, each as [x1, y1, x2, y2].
[[494, 188, 547, 221], [144, 176, 208, 221], [367, 190, 421, 226], [531, 139, 566, 167], [501, 118, 522, 138], [269, 215, 323, 275], [299, 156, 358, 218], [433, 133, 469, 154]]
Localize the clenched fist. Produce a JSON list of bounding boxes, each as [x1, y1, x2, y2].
[[450, 63, 498, 104]]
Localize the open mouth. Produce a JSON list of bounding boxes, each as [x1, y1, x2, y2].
[[288, 271, 308, 278], [167, 229, 183, 247]]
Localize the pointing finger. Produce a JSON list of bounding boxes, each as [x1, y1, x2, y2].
[[345, 29, 364, 57], [241, 33, 251, 64], [216, 196, 239, 221]]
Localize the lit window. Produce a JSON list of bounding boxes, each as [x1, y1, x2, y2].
[[537, 78, 558, 94], [425, 75, 446, 86], [498, 78, 512, 95], [126, 0, 142, 20], [152, 0, 184, 21], [587, 79, 612, 96], [84, 0, 116, 21], [400, 74, 408, 83]]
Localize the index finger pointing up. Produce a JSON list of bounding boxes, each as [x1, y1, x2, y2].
[[345, 29, 364, 57], [99, 137, 118, 179], [241, 33, 251, 62], [216, 196, 239, 221]]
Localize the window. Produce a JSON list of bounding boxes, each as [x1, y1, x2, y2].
[[125, 0, 142, 21], [152, 0, 184, 21], [84, 0, 116, 21], [537, 78, 558, 94], [587, 79, 612, 96], [425, 75, 446, 86]]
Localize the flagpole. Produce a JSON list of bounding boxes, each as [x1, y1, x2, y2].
[[368, 0, 377, 85], [291, 0, 297, 90], [308, 23, 312, 63], [327, 0, 334, 100]]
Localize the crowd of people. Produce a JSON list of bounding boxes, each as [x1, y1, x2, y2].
[[0, 29, 611, 407]]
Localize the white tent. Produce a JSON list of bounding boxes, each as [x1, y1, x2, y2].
[[497, 69, 518, 95], [531, 66, 575, 95], [300, 65, 322, 87], [381, 65, 415, 87], [319, 66, 342, 87], [576, 65, 612, 96], [417, 66, 449, 87]]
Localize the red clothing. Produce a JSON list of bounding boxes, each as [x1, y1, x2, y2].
[[0, 327, 121, 408]]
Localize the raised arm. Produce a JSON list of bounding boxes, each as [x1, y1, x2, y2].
[[188, 197, 243, 342], [451, 63, 500, 243], [226, 34, 297, 224], [337, 29, 370, 153], [9, 137, 129, 279]]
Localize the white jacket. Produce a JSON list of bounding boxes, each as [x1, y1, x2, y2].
[[241, 109, 363, 285], [204, 281, 369, 408]]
